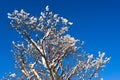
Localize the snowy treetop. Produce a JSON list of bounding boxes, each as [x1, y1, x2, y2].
[[6, 6, 110, 80]]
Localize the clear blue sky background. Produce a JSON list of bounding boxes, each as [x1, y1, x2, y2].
[[0, 0, 120, 79]]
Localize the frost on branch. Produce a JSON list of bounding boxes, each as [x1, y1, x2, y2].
[[5, 6, 110, 80]]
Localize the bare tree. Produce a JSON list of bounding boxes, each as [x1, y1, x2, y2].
[[5, 6, 110, 80]]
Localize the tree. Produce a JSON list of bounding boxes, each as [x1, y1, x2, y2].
[[5, 6, 110, 80]]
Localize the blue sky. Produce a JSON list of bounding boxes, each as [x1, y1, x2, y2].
[[0, 0, 120, 79]]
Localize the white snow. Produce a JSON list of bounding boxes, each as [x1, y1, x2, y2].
[[46, 6, 49, 11], [9, 73, 16, 77], [42, 57, 47, 68]]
